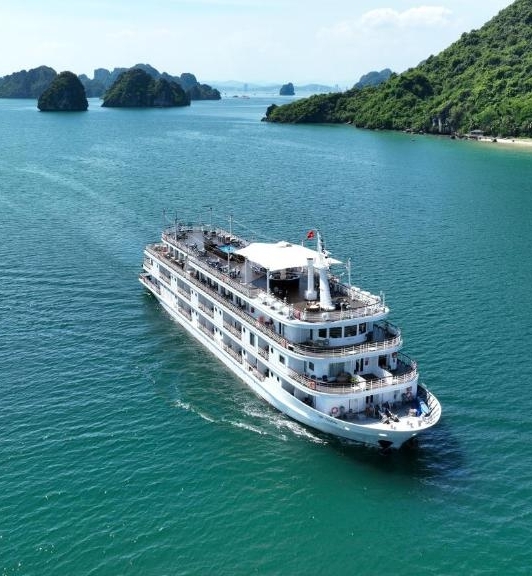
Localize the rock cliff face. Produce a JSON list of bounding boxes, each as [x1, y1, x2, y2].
[[0, 66, 57, 98], [37, 71, 88, 111], [101, 68, 190, 108]]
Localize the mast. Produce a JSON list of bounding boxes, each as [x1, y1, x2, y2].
[[317, 230, 335, 311]]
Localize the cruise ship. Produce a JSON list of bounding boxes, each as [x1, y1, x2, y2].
[[139, 217, 441, 450]]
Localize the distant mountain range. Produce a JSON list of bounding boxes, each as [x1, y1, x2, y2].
[[0, 64, 220, 101]]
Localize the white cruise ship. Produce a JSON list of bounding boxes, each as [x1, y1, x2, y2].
[[139, 218, 441, 450]]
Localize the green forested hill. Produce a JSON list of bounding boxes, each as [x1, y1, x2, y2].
[[101, 68, 190, 108], [0, 66, 56, 98], [265, 0, 532, 137]]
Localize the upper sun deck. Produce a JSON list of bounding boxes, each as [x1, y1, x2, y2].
[[153, 224, 387, 324]]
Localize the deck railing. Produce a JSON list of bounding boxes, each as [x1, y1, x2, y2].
[[295, 333, 402, 359], [198, 323, 215, 340], [146, 245, 288, 347], [224, 321, 242, 339], [298, 303, 386, 323], [159, 235, 387, 321], [176, 286, 190, 300], [146, 246, 401, 359], [139, 273, 161, 294], [162, 233, 260, 299], [198, 302, 214, 317], [289, 359, 418, 396]]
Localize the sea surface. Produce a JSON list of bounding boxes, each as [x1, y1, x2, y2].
[[1, 95, 531, 576]]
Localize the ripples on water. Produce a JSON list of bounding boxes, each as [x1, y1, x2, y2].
[[1, 98, 531, 575]]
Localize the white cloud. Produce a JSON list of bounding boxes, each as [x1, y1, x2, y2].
[[360, 6, 453, 28], [318, 5, 454, 43]]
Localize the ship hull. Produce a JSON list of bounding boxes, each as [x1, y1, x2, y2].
[[155, 297, 436, 449]]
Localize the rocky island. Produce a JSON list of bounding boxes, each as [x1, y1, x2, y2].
[[279, 82, 295, 96], [37, 71, 88, 111], [0, 64, 220, 102], [101, 68, 190, 108]]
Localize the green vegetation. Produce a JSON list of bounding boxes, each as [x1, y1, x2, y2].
[[265, 0, 532, 137], [0, 66, 56, 98], [37, 71, 88, 111], [101, 68, 190, 108]]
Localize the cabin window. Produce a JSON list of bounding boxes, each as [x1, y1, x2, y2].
[[249, 333, 255, 346], [279, 355, 285, 365], [359, 323, 367, 334], [318, 328, 327, 338], [329, 327, 342, 339], [329, 362, 345, 376], [308, 361, 315, 371], [344, 324, 357, 337]]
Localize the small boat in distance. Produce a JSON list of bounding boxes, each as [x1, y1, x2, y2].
[[140, 216, 441, 450]]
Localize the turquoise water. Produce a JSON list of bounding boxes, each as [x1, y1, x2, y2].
[[1, 96, 531, 575]]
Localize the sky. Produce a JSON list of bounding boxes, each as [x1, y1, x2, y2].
[[0, 0, 516, 86]]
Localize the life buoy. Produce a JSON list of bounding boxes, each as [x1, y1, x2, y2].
[[331, 407, 339, 416]]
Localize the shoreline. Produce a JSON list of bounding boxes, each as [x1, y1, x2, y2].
[[476, 136, 532, 148]]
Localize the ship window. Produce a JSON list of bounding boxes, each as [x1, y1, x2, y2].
[[249, 333, 255, 346], [329, 327, 342, 338], [279, 355, 285, 365], [359, 323, 367, 334], [318, 328, 327, 338], [309, 361, 315, 371], [345, 324, 357, 337]]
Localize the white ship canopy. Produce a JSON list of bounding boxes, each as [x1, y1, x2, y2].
[[235, 241, 341, 271]]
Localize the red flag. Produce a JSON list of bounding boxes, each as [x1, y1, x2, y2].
[[306, 230, 315, 239]]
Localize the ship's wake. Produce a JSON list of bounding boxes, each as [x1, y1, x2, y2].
[[172, 397, 326, 444]]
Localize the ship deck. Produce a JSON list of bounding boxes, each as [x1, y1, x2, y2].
[[161, 226, 382, 319]]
